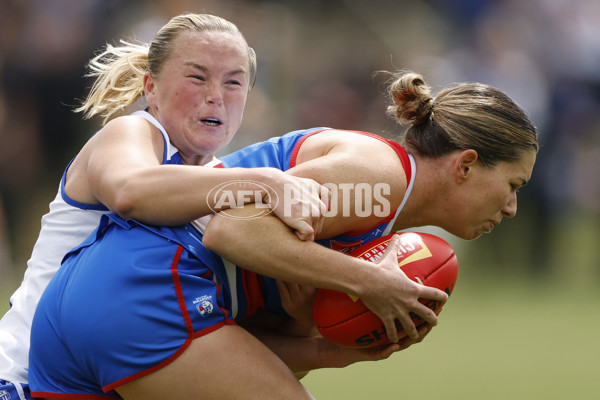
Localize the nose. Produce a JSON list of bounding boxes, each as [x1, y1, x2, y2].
[[205, 82, 224, 105], [501, 192, 517, 218]]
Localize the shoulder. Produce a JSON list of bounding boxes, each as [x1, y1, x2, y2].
[[290, 129, 409, 237], [296, 129, 404, 169], [102, 114, 158, 136], [291, 128, 408, 200], [92, 115, 164, 151]]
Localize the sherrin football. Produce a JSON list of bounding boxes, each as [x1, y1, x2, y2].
[[313, 232, 458, 348]]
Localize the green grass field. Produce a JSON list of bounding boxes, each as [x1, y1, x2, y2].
[[3, 277, 596, 399], [1, 247, 598, 400], [303, 279, 600, 400]]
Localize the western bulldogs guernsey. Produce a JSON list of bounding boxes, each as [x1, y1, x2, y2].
[[0, 110, 186, 393], [29, 214, 286, 397], [28, 125, 416, 398], [218, 127, 416, 254]]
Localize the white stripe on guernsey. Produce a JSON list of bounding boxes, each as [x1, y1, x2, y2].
[[14, 382, 27, 400], [190, 215, 213, 234], [203, 158, 222, 168], [132, 110, 179, 161], [189, 221, 238, 319], [221, 259, 239, 319], [132, 110, 221, 167], [382, 153, 417, 236]]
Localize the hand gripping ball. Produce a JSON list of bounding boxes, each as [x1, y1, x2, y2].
[[312, 232, 458, 347]]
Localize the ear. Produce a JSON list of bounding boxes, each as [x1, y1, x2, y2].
[[453, 149, 479, 183], [143, 72, 157, 108]]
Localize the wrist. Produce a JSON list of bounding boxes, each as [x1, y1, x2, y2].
[[327, 255, 377, 299], [226, 167, 278, 207], [240, 167, 280, 205]]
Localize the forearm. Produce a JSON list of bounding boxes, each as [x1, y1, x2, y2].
[[240, 311, 320, 375], [249, 326, 403, 375], [100, 166, 279, 226], [203, 207, 373, 297], [252, 330, 328, 374]]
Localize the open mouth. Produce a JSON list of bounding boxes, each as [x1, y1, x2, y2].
[[201, 118, 222, 127]]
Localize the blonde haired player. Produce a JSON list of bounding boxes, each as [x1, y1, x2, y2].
[[0, 13, 329, 400], [29, 69, 536, 399]]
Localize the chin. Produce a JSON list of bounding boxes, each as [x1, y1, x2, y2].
[[455, 230, 483, 240], [444, 223, 487, 240]]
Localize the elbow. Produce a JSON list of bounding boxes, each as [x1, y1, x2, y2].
[[103, 185, 140, 220], [203, 215, 228, 253]]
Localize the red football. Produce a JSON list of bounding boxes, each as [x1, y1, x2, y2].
[[313, 232, 458, 348]]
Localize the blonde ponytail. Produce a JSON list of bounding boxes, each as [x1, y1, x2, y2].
[[75, 40, 149, 125]]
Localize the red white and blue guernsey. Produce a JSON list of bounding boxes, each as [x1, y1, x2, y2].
[[0, 110, 192, 400], [217, 127, 416, 254], [28, 127, 416, 398], [30, 212, 283, 398]]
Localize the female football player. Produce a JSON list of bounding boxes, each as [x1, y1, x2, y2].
[[29, 69, 537, 399]]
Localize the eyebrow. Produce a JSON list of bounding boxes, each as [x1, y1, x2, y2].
[[184, 62, 246, 77], [185, 62, 208, 73]]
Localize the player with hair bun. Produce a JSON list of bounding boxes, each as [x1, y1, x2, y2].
[[388, 71, 538, 166], [28, 68, 538, 399], [1, 12, 443, 400]]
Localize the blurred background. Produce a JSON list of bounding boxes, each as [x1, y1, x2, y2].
[[0, 0, 598, 398]]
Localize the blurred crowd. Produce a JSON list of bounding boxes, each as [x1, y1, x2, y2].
[[0, 0, 599, 284]]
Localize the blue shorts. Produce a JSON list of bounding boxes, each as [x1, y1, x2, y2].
[[29, 216, 237, 398], [0, 381, 31, 400]]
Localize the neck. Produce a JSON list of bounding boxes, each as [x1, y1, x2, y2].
[[390, 154, 450, 232]]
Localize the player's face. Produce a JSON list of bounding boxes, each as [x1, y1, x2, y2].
[[145, 30, 250, 165], [449, 149, 536, 240]]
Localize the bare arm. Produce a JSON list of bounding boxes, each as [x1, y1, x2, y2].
[[240, 276, 433, 377], [204, 212, 445, 341], [204, 131, 448, 340], [65, 116, 326, 238], [241, 308, 432, 377]]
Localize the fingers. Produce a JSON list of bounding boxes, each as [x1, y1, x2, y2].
[[377, 234, 449, 339], [374, 235, 415, 341], [314, 203, 326, 238], [269, 177, 328, 242], [277, 280, 316, 300], [294, 223, 315, 242], [395, 312, 419, 341], [375, 234, 401, 266], [419, 285, 449, 304], [276, 280, 317, 323], [411, 281, 448, 327], [318, 183, 331, 222], [356, 324, 433, 363], [395, 324, 432, 350], [365, 342, 401, 361], [295, 180, 328, 239]]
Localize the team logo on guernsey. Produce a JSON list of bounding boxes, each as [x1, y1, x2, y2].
[[193, 295, 214, 317], [0, 389, 11, 400]]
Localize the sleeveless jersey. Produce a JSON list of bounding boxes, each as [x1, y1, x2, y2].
[[0, 110, 189, 384], [29, 212, 286, 397], [29, 127, 417, 397], [212, 128, 416, 324], [217, 127, 416, 253], [6, 121, 416, 387]]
